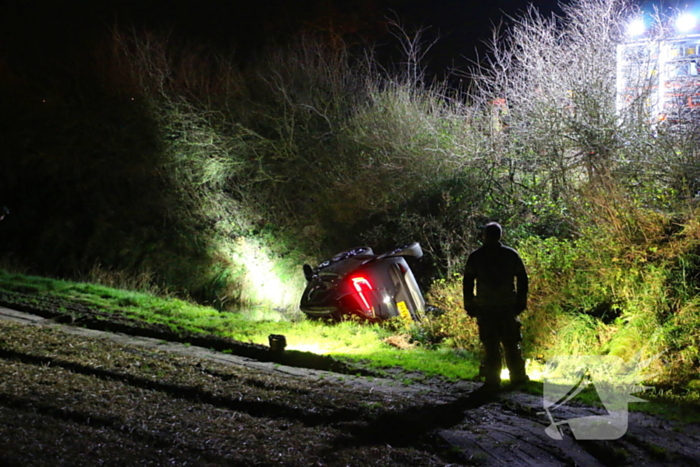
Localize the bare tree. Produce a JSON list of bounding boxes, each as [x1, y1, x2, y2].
[[468, 0, 700, 206], [469, 0, 633, 198]]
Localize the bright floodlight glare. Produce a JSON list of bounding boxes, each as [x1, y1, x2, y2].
[[627, 18, 646, 36], [676, 13, 697, 32]]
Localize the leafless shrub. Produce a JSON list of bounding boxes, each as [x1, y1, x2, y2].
[[469, 0, 633, 197], [468, 0, 700, 206]]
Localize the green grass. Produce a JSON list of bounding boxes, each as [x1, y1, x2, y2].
[[2, 268, 699, 420], [633, 388, 700, 424], [0, 269, 479, 380]]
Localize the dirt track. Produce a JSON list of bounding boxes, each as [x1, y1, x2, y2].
[[0, 304, 699, 466]]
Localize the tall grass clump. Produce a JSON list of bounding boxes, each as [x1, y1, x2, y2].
[[421, 275, 481, 356], [515, 188, 700, 384]]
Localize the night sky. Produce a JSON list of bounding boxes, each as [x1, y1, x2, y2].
[[0, 1, 688, 83], [0, 0, 570, 81]]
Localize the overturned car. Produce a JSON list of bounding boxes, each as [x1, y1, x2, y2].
[[300, 242, 426, 322]]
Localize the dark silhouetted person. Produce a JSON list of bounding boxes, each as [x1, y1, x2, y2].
[[463, 222, 529, 394], [0, 207, 8, 222]]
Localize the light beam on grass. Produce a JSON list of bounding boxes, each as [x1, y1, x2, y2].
[[287, 343, 332, 354], [231, 237, 304, 316], [500, 360, 545, 382]]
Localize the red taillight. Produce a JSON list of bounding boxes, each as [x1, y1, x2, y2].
[[351, 276, 374, 315]]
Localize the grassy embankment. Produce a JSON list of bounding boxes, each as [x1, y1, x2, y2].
[[2, 267, 700, 426], [0, 269, 480, 382]]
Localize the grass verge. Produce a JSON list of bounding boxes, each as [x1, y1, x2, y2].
[[1, 268, 698, 423], [0, 269, 479, 381]]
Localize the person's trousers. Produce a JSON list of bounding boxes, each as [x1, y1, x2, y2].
[[477, 309, 527, 385]]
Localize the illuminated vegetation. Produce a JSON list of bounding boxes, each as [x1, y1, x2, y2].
[[0, 269, 479, 380], [0, 0, 699, 390]]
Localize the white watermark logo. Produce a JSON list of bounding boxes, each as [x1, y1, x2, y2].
[[542, 354, 657, 440]]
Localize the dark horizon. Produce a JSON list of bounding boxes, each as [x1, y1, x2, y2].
[[0, 0, 568, 82]]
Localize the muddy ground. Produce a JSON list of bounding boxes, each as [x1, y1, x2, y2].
[[0, 292, 698, 466]]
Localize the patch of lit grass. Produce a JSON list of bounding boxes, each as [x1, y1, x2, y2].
[[6, 269, 700, 398], [214, 318, 480, 380], [0, 269, 481, 381], [347, 347, 481, 380], [631, 387, 700, 424]]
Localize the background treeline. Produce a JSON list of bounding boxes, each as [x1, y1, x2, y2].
[[0, 0, 698, 384]]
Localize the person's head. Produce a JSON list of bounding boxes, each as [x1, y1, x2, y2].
[[483, 222, 502, 244]]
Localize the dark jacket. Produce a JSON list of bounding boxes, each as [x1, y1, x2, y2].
[[463, 241, 528, 316]]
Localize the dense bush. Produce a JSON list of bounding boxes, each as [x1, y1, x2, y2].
[[418, 195, 700, 386], [517, 191, 700, 384], [0, 27, 494, 309]]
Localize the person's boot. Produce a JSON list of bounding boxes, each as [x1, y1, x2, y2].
[[504, 342, 528, 388], [508, 374, 530, 389], [471, 376, 501, 398]]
